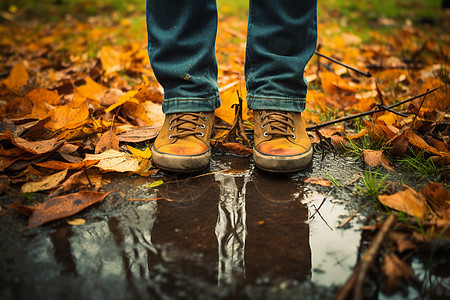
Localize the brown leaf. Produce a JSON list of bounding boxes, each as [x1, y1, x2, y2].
[[389, 135, 409, 157], [3, 130, 57, 154], [382, 252, 414, 294], [378, 184, 426, 219], [48, 170, 86, 198], [390, 232, 417, 253], [27, 190, 113, 228], [2, 61, 28, 90], [421, 182, 450, 219], [34, 160, 99, 170], [75, 76, 107, 102], [218, 142, 253, 156], [403, 128, 443, 156], [21, 168, 68, 193], [116, 126, 160, 143], [304, 177, 332, 186], [330, 135, 348, 151], [363, 149, 394, 171], [95, 129, 119, 154]]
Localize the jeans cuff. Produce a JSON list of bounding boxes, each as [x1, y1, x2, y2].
[[162, 94, 221, 114], [246, 95, 306, 113]]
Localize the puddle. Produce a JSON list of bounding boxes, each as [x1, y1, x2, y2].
[[0, 153, 447, 299]]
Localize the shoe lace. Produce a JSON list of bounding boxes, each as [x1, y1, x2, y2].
[[260, 111, 295, 138], [169, 113, 207, 139]]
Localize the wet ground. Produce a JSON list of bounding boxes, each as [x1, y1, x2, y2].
[[0, 151, 448, 299]]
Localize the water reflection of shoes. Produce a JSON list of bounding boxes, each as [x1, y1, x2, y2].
[[156, 174, 213, 204], [253, 110, 313, 173], [252, 168, 305, 203], [151, 111, 214, 172]]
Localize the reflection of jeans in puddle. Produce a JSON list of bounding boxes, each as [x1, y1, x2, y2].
[[42, 172, 310, 298], [150, 172, 311, 294]]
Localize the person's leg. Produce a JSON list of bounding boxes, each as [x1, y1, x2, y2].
[[146, 0, 220, 113], [146, 0, 220, 172], [245, 0, 318, 172]]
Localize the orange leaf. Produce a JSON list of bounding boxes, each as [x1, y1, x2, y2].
[[320, 71, 359, 95], [27, 191, 113, 228], [105, 90, 138, 113], [26, 88, 60, 105], [76, 76, 107, 102], [95, 129, 119, 154], [3, 130, 57, 154], [218, 142, 252, 156], [378, 185, 426, 218], [2, 61, 28, 90], [403, 128, 443, 156], [304, 177, 332, 186], [363, 149, 394, 171], [45, 95, 90, 131], [34, 160, 99, 170], [21, 168, 68, 193]]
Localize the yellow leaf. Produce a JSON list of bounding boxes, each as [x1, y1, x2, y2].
[[146, 179, 164, 188], [3, 61, 28, 90], [105, 90, 138, 113], [99, 46, 121, 74], [21, 168, 68, 193], [127, 145, 152, 159], [67, 218, 86, 226], [84, 149, 142, 173]]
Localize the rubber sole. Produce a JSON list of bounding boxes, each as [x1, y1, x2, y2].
[[253, 146, 313, 173], [151, 146, 211, 173]]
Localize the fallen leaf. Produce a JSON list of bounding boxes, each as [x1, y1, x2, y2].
[[27, 190, 113, 228], [34, 160, 99, 170], [95, 129, 119, 154], [21, 168, 68, 193], [403, 128, 443, 156], [2, 61, 28, 90], [382, 252, 415, 294], [105, 90, 138, 113], [76, 76, 107, 102], [67, 218, 86, 226], [378, 184, 426, 219], [218, 142, 253, 156], [421, 182, 450, 219], [116, 126, 160, 142], [84, 149, 147, 173], [127, 145, 152, 159], [3, 130, 58, 154], [304, 177, 332, 186], [146, 179, 164, 188], [363, 149, 394, 171]]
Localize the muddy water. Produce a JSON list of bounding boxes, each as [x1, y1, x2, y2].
[[0, 153, 439, 299]]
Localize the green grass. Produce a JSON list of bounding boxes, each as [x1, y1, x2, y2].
[[361, 168, 389, 201], [399, 149, 438, 179]]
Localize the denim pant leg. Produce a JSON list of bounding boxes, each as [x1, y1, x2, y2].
[[245, 0, 318, 112], [146, 0, 220, 114]]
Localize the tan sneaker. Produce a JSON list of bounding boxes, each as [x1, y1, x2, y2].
[[151, 111, 214, 172], [253, 110, 313, 173]]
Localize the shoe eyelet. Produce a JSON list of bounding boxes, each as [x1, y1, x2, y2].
[[291, 134, 296, 139], [169, 126, 173, 131], [200, 124, 206, 129], [203, 116, 207, 121], [169, 120, 173, 125], [260, 116, 264, 122], [263, 132, 269, 138], [198, 132, 204, 137], [169, 135, 174, 140], [291, 127, 295, 132], [261, 123, 266, 129]]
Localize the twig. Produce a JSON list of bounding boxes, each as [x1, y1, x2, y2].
[[306, 88, 438, 131], [411, 89, 429, 128], [310, 197, 327, 219], [337, 203, 369, 228], [315, 51, 372, 77], [335, 214, 396, 300]]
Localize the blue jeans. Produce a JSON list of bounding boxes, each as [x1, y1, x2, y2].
[[146, 0, 317, 114]]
